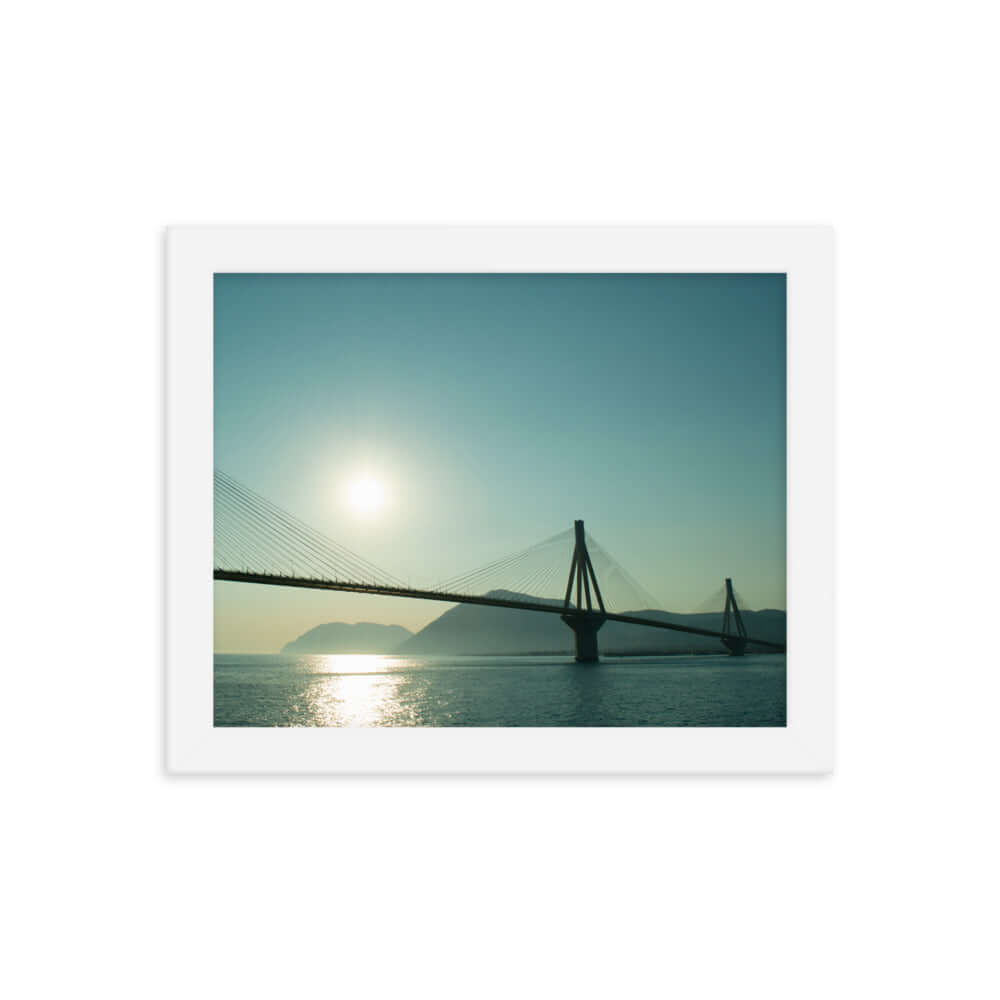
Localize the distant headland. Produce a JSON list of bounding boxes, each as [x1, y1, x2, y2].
[[281, 621, 412, 654]]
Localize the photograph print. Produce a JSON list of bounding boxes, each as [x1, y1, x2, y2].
[[214, 272, 786, 727]]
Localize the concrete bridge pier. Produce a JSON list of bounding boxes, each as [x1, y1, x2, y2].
[[562, 612, 606, 663]]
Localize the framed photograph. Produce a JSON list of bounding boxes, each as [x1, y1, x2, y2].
[[166, 225, 833, 773]]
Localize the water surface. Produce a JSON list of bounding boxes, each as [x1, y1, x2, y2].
[[214, 653, 786, 727]]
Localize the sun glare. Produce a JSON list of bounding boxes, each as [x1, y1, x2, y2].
[[348, 476, 386, 516]]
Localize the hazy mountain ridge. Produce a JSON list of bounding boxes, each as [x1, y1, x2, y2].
[[396, 590, 786, 656], [282, 621, 412, 654], [282, 591, 786, 656]]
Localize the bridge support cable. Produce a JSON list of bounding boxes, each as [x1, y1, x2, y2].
[[582, 533, 661, 613], [215, 475, 352, 580], [431, 529, 571, 595], [430, 528, 574, 601], [513, 557, 564, 600], [227, 472, 408, 587], [506, 543, 569, 598], [215, 478, 337, 579], [214, 469, 407, 588], [213, 519, 263, 573]]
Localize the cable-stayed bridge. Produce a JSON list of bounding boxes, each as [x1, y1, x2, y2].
[[214, 470, 785, 660]]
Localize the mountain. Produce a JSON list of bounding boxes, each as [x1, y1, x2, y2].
[[396, 592, 570, 656], [281, 621, 412, 654], [396, 590, 786, 656]]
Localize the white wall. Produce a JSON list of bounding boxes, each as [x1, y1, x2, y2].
[[3, 2, 996, 997]]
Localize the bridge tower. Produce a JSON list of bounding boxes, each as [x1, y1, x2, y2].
[[721, 577, 748, 656], [560, 520, 606, 662]]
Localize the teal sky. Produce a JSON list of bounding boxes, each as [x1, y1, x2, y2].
[[214, 273, 785, 652]]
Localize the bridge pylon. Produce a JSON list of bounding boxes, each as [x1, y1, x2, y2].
[[560, 520, 606, 663], [721, 577, 748, 656]]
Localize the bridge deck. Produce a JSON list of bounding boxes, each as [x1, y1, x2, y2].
[[214, 570, 786, 653]]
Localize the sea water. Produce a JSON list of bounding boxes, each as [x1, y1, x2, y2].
[[214, 653, 786, 727]]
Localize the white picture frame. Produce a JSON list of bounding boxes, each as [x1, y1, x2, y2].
[[166, 225, 833, 774]]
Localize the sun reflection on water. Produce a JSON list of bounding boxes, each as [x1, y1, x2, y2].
[[306, 654, 404, 675], [301, 654, 412, 726]]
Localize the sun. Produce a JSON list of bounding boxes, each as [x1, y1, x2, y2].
[[348, 476, 386, 516]]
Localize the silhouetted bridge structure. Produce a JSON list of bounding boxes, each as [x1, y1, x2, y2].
[[214, 470, 785, 662]]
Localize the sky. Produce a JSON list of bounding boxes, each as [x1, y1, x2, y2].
[[214, 273, 785, 652]]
